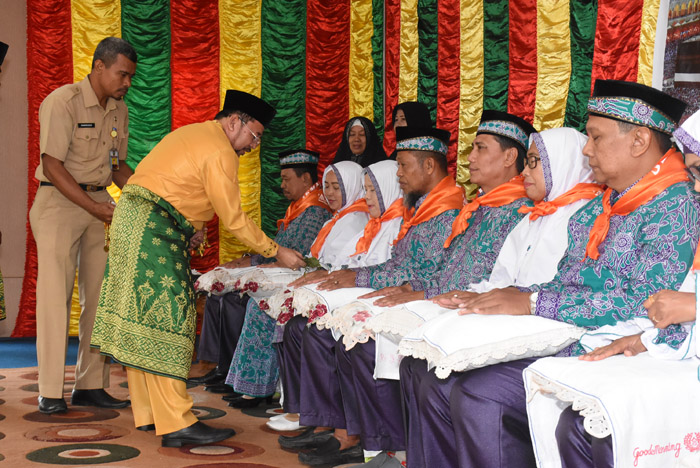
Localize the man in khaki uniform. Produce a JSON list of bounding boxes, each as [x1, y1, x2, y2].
[[30, 37, 137, 414]]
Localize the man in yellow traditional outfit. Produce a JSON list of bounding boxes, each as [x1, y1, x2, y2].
[[91, 90, 306, 447]]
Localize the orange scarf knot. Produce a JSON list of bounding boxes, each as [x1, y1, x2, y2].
[[309, 198, 369, 258], [277, 184, 331, 231], [518, 183, 604, 221]]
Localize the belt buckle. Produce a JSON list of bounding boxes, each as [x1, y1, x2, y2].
[[85, 184, 97, 192]]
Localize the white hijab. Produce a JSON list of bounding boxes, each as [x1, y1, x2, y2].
[[348, 160, 404, 268], [316, 161, 369, 267], [674, 109, 700, 155], [471, 127, 593, 292]]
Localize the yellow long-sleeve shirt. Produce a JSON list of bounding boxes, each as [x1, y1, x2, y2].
[[128, 120, 277, 258]]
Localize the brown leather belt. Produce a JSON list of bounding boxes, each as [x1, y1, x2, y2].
[[40, 181, 107, 192]]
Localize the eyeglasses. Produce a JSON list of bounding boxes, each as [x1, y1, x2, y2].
[[239, 117, 260, 145], [526, 156, 541, 169], [686, 165, 700, 184]]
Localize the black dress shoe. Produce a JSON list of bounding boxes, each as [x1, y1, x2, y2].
[[204, 383, 235, 394], [221, 392, 243, 402], [137, 424, 156, 431], [187, 367, 226, 386], [161, 421, 236, 447], [71, 389, 130, 409], [278, 427, 333, 450], [298, 437, 363, 466], [226, 395, 273, 409], [38, 396, 68, 414]]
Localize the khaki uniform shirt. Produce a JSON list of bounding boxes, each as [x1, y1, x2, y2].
[[36, 76, 129, 186], [129, 120, 278, 258]]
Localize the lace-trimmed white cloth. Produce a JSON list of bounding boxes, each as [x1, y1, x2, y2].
[[398, 311, 584, 379], [524, 354, 700, 468], [194, 266, 258, 295], [292, 284, 375, 327]]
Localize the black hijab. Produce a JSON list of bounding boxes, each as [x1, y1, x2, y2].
[[333, 116, 387, 168], [389, 101, 433, 159]]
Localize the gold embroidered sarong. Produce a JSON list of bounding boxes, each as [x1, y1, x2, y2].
[[91, 184, 196, 380]]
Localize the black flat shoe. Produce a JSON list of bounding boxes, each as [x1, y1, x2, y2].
[[298, 437, 363, 466], [204, 383, 235, 394], [187, 367, 226, 386], [137, 424, 156, 431], [38, 396, 67, 414], [226, 395, 273, 409], [278, 427, 333, 450], [221, 392, 244, 402], [161, 421, 236, 447], [71, 389, 130, 409]]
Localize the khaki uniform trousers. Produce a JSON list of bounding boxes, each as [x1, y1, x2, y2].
[[126, 368, 198, 435], [29, 186, 111, 398]]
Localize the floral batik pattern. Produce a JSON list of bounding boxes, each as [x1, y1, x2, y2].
[[355, 209, 459, 290], [525, 182, 700, 355], [418, 199, 532, 298]]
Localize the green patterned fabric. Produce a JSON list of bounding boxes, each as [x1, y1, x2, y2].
[[588, 97, 677, 134], [0, 267, 5, 321], [91, 184, 196, 381]]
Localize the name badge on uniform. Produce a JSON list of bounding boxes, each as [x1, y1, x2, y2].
[[77, 123, 95, 128], [110, 148, 119, 171]]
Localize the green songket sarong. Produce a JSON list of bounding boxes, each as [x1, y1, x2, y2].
[[91, 184, 197, 381]]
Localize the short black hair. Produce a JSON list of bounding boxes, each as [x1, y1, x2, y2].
[[411, 150, 448, 173], [616, 120, 672, 154], [493, 134, 526, 172], [286, 164, 318, 184], [91, 37, 137, 69]]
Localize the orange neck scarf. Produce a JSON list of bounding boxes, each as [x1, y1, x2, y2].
[[392, 175, 465, 245], [277, 183, 330, 231], [309, 198, 370, 258], [351, 198, 405, 256], [585, 149, 688, 260], [518, 183, 604, 221], [444, 175, 527, 248]]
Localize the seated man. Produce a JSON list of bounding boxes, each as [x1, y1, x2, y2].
[[399, 80, 697, 468], [549, 107, 700, 468], [190, 150, 331, 390], [278, 127, 465, 466]]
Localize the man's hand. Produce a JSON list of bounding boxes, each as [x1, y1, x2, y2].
[[358, 284, 413, 299], [372, 291, 425, 307], [275, 246, 305, 270], [220, 256, 252, 269], [457, 287, 530, 316], [432, 290, 477, 309], [644, 290, 695, 329], [579, 334, 646, 361], [89, 202, 115, 223], [316, 269, 357, 291], [289, 269, 331, 287], [189, 230, 205, 251]]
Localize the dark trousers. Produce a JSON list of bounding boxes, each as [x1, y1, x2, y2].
[[197, 293, 248, 370], [556, 406, 613, 468]]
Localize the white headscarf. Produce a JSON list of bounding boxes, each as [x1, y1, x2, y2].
[[316, 161, 369, 267], [674, 109, 700, 155], [471, 127, 593, 291], [348, 160, 404, 268]]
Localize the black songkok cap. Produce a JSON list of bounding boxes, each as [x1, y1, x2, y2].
[[587, 79, 687, 134], [477, 110, 537, 151], [0, 42, 8, 67], [222, 90, 277, 127], [395, 126, 451, 156], [279, 149, 320, 168]]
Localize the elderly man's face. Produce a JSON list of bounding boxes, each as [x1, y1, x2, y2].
[[396, 150, 430, 205], [280, 168, 311, 202], [583, 115, 636, 191], [227, 116, 264, 156]]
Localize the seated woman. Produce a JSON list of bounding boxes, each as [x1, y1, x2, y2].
[[387, 101, 432, 160], [333, 116, 387, 167], [223, 161, 369, 408], [274, 160, 405, 466]]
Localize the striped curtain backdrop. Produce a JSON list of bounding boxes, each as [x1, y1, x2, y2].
[[14, 0, 661, 336]]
